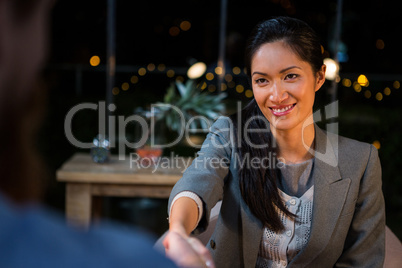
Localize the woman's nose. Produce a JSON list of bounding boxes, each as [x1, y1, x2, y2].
[[269, 84, 289, 103]]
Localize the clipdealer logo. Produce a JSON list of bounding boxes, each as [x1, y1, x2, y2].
[[63, 100, 339, 166]]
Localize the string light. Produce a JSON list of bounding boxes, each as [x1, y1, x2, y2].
[[225, 74, 233, 82], [187, 62, 206, 79], [169, 26, 180, 36], [372, 140, 381, 150], [157, 64, 166, 71], [166, 69, 175, 78], [376, 39, 385, 50], [342, 78, 352, 87], [236, 85, 244, 93], [176, 76, 184, 82], [138, 67, 146, 76], [131, 75, 139, 84], [353, 82, 362, 93], [206, 72, 214, 81], [215, 67, 223, 75], [114, 62, 252, 99], [89, 55, 100, 67], [180, 21, 191, 31], [232, 67, 241, 75], [323, 58, 339, 80], [147, 63, 156, 71], [245, 89, 253, 98], [112, 87, 119, 95], [208, 85, 216, 92], [357, 74, 369, 87], [375, 92, 383, 101], [121, 82, 129, 91]]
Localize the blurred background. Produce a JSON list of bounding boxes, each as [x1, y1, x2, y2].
[[41, 0, 402, 239]]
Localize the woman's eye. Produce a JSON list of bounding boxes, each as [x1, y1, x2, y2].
[[255, 78, 268, 84], [285, 73, 298, 80]]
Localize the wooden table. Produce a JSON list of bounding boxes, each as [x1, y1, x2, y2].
[[56, 153, 191, 227]]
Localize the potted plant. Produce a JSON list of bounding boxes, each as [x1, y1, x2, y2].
[[135, 79, 227, 163]]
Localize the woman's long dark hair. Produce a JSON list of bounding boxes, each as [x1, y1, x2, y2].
[[230, 100, 292, 232], [232, 17, 323, 231]]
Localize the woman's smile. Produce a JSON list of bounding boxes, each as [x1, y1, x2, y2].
[[269, 103, 296, 116]]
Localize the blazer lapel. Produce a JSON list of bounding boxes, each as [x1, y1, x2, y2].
[[237, 126, 351, 267], [290, 126, 351, 267]]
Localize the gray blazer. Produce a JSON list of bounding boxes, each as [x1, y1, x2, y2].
[[168, 116, 385, 268]]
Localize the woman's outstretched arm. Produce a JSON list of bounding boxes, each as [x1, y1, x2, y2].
[[163, 197, 214, 268]]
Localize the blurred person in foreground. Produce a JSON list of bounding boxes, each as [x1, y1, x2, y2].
[[0, 1, 213, 267]]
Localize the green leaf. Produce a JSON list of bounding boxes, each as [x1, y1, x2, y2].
[[176, 81, 187, 97], [164, 83, 177, 103], [200, 118, 209, 130]]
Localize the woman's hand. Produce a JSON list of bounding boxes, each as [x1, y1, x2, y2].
[[163, 231, 215, 268]]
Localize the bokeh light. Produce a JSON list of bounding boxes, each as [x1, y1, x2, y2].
[[232, 67, 241, 75], [372, 140, 381, 150], [187, 62, 206, 79], [180, 21, 191, 31], [353, 82, 362, 92], [384, 87, 391, 96], [138, 67, 146, 76], [376, 92, 383, 101], [342, 78, 352, 87], [323, 58, 339, 80], [236, 85, 244, 93], [225, 74, 233, 82], [206, 72, 214, 81], [112, 87, 119, 95], [215, 67, 223, 75], [357, 74, 369, 87], [167, 69, 175, 78], [158, 64, 166, 72], [169, 26, 180, 36], [147, 63, 156, 71], [121, 82, 129, 91], [228, 81, 235, 88], [131, 75, 138, 84], [245, 89, 253, 98], [89, 55, 100, 67], [376, 39, 385, 50]]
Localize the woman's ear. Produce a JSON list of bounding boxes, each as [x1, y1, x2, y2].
[[315, 64, 326, 92]]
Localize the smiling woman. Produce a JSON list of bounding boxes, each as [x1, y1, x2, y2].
[[164, 16, 385, 268], [251, 41, 325, 135]]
